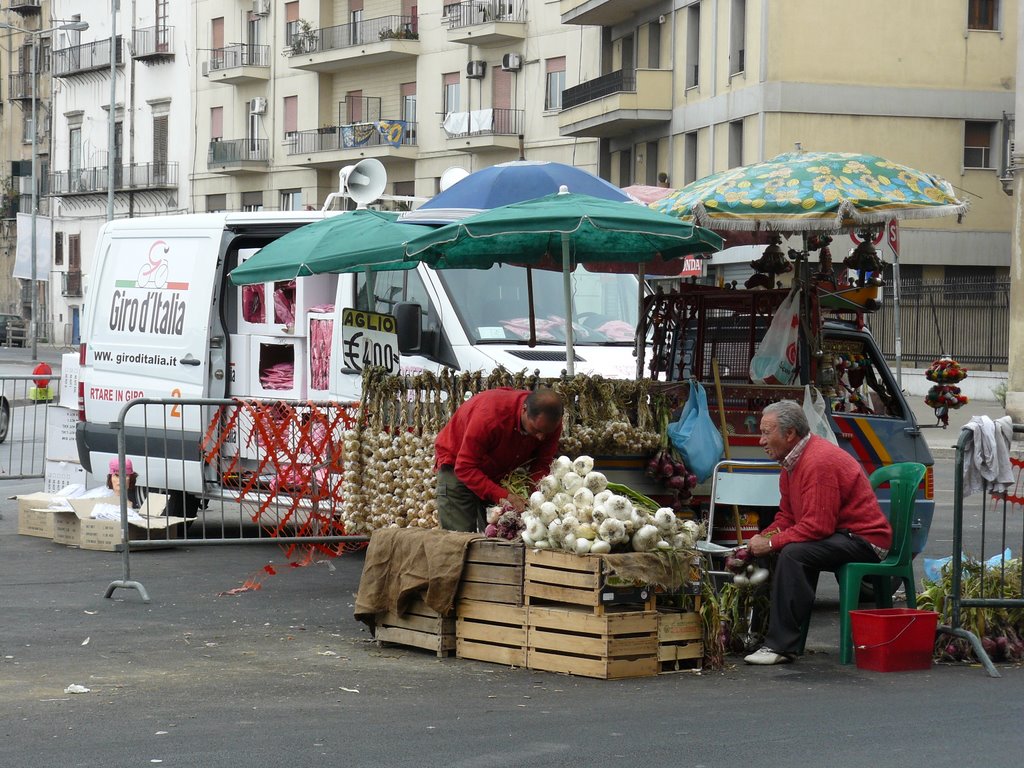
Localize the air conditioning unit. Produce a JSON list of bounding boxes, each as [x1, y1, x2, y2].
[[252, 0, 271, 15], [466, 60, 486, 79], [249, 97, 268, 115], [501, 53, 522, 72]]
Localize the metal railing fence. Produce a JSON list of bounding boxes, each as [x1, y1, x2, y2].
[[0, 374, 58, 480]]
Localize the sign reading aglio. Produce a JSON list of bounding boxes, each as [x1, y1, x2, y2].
[[108, 240, 189, 336]]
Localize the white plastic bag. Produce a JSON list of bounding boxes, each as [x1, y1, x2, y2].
[[749, 288, 801, 385], [803, 385, 838, 445]]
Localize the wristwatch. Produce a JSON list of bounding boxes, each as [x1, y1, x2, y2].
[[767, 537, 773, 549]]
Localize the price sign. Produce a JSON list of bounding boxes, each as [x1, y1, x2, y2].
[[341, 309, 400, 374]]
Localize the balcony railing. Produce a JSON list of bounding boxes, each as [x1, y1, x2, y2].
[[133, 25, 174, 60], [208, 43, 270, 71], [48, 162, 179, 195], [287, 121, 417, 154], [53, 37, 125, 77], [561, 69, 636, 110], [308, 15, 418, 54], [447, 1, 524, 28], [7, 72, 38, 101], [9, 0, 42, 14], [62, 270, 83, 298], [208, 138, 269, 165], [443, 107, 524, 138]]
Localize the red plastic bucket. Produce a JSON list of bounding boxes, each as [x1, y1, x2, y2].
[[850, 608, 939, 672]]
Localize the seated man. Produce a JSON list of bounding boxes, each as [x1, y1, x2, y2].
[[743, 400, 892, 665]]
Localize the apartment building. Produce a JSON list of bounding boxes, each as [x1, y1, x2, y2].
[[558, 0, 1016, 278], [190, 1, 600, 212]]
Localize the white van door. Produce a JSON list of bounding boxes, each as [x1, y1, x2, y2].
[[82, 223, 224, 491]]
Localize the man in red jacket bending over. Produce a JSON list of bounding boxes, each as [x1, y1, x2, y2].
[[743, 400, 891, 665], [435, 387, 563, 532]]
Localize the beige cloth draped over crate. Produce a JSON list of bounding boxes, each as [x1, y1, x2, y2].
[[355, 529, 484, 626]]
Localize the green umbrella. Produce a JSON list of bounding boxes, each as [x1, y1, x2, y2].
[[229, 209, 432, 286], [652, 151, 969, 232], [405, 189, 723, 374]]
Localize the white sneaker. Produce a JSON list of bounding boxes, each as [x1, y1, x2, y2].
[[744, 646, 794, 665]]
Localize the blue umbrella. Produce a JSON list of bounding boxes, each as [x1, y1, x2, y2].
[[399, 160, 630, 224]]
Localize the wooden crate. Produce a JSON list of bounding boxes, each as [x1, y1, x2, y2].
[[524, 548, 655, 613], [527, 605, 659, 680], [657, 609, 704, 672], [457, 538, 525, 606], [455, 599, 528, 667], [374, 594, 455, 658]]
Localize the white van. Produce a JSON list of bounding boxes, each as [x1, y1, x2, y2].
[[76, 212, 644, 514]]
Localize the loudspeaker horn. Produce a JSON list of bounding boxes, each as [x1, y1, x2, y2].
[[339, 158, 387, 207]]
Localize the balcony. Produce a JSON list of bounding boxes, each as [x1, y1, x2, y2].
[[446, 1, 526, 46], [208, 139, 270, 173], [205, 44, 270, 85], [62, 270, 83, 298], [286, 121, 418, 169], [48, 162, 179, 195], [560, 0, 659, 26], [53, 37, 125, 78], [9, 0, 42, 15], [558, 69, 672, 139], [443, 108, 524, 152], [288, 15, 419, 74], [7, 72, 37, 101], [133, 26, 174, 63]]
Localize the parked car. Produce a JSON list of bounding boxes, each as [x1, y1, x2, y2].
[[0, 313, 25, 347]]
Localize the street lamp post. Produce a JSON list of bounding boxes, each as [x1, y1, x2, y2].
[[0, 20, 89, 360]]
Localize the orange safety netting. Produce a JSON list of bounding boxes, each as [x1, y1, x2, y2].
[[201, 400, 362, 573]]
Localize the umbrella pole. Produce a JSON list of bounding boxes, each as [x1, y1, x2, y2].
[[635, 262, 644, 373], [364, 267, 375, 309], [527, 266, 537, 348], [562, 233, 575, 376], [893, 254, 902, 390]]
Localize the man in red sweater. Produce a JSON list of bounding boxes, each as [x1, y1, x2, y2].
[[744, 400, 892, 665], [435, 387, 563, 532]]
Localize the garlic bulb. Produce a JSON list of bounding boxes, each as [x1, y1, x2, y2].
[[631, 523, 660, 552], [529, 491, 547, 510], [583, 471, 608, 495], [575, 523, 597, 541], [539, 475, 560, 499], [550, 455, 573, 478], [572, 487, 594, 510], [590, 539, 612, 555], [538, 501, 559, 525], [605, 495, 633, 521], [574, 537, 593, 555], [593, 489, 613, 507], [654, 508, 677, 534], [598, 517, 627, 545], [572, 455, 595, 476], [560, 471, 584, 494]]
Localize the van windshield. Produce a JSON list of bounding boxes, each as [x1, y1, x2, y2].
[[436, 265, 640, 346]]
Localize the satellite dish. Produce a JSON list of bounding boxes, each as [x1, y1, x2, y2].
[[439, 166, 470, 192]]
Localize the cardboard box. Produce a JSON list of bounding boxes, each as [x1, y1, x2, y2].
[[46, 405, 80, 462], [43, 460, 89, 494], [59, 352, 80, 409], [52, 494, 187, 551], [249, 335, 307, 401], [15, 492, 73, 538]]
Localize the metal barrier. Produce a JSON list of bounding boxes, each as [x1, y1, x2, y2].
[[939, 423, 1024, 678], [0, 374, 58, 480], [103, 397, 370, 602]]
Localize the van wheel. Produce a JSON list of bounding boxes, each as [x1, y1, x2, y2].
[[148, 488, 201, 519], [0, 397, 10, 444]]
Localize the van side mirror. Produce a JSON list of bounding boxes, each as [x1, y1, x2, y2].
[[394, 302, 422, 354]]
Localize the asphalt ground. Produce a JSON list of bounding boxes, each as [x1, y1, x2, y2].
[[1, 345, 1021, 767]]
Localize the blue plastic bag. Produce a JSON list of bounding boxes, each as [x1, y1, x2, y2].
[[666, 380, 724, 483]]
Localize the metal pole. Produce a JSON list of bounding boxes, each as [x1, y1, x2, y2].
[[30, 31, 38, 360], [107, 1, 118, 221]]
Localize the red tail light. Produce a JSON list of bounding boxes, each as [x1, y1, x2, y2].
[[79, 342, 86, 367], [924, 465, 934, 500], [78, 381, 85, 422]]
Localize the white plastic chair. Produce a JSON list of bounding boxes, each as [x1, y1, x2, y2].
[[696, 460, 782, 562]]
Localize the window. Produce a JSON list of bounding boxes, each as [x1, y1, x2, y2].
[[22, 106, 34, 144], [730, 0, 746, 75], [241, 191, 263, 212], [351, 0, 364, 45], [686, 3, 701, 88], [207, 193, 226, 212], [968, 0, 997, 30], [280, 189, 302, 211], [54, 232, 64, 266], [210, 106, 223, 140], [684, 131, 698, 185], [618, 148, 633, 186], [283, 95, 298, 139], [442, 72, 460, 116], [69, 126, 82, 191], [545, 57, 565, 111], [964, 120, 995, 168], [153, 114, 168, 181], [728, 119, 743, 168]]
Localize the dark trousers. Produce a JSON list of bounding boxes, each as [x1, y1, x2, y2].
[[764, 533, 880, 654], [436, 466, 487, 532]]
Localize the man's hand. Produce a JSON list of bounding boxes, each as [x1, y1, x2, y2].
[[504, 493, 527, 513], [747, 533, 773, 557]]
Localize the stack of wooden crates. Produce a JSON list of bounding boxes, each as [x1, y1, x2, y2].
[[375, 539, 703, 679]]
